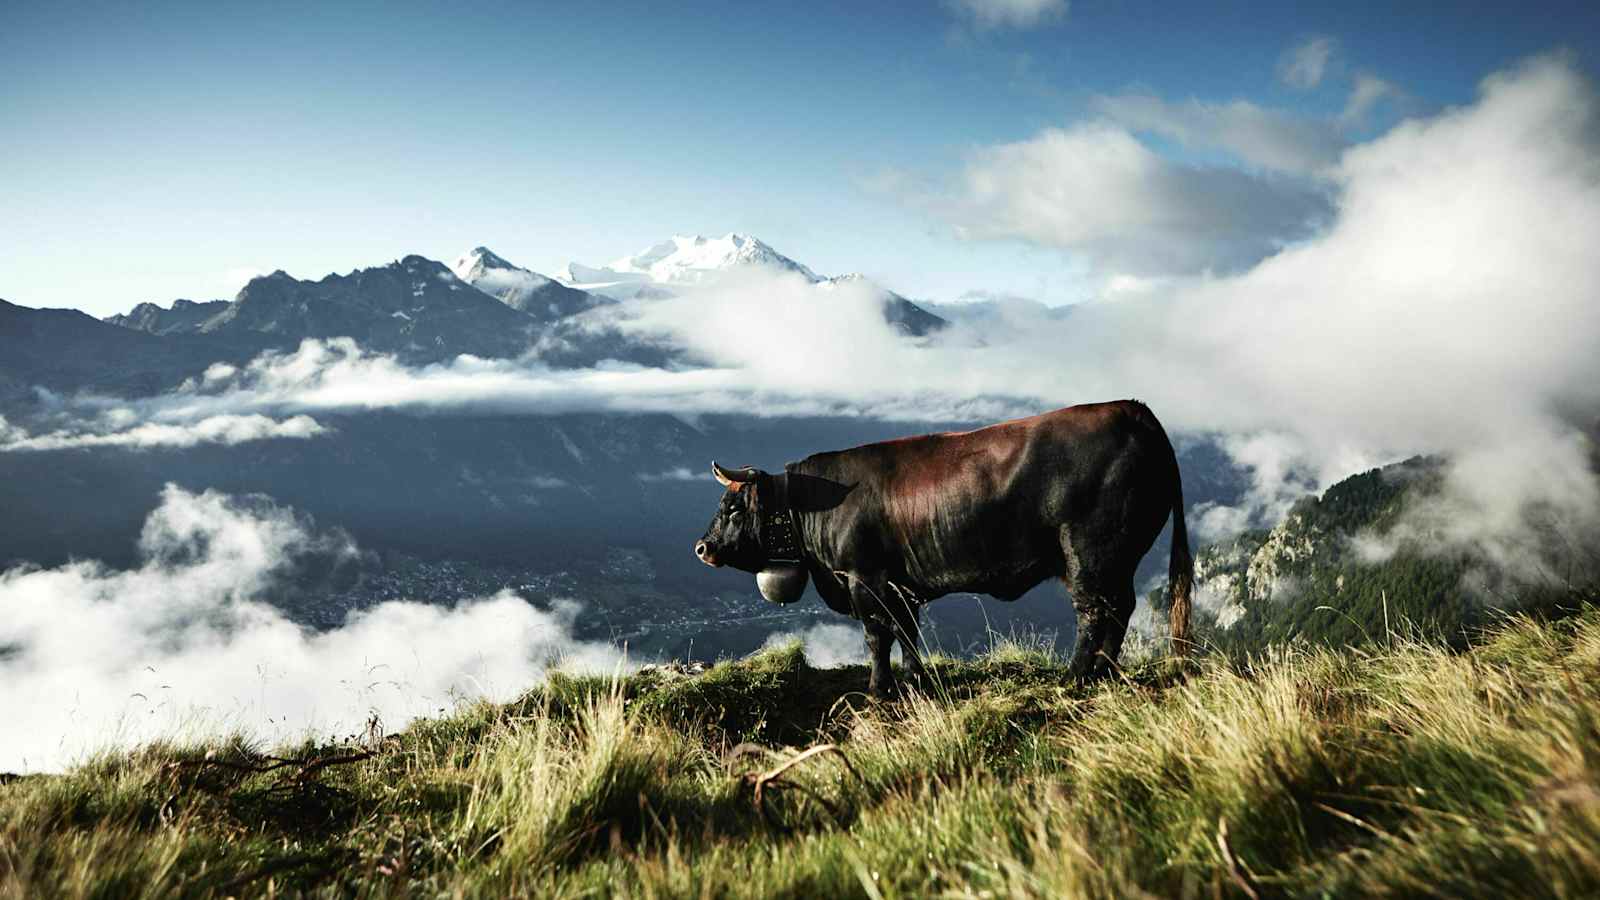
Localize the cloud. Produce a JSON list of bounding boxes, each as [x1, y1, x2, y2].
[[0, 416, 26, 444], [1092, 93, 1343, 175], [0, 413, 326, 452], [923, 292, 1072, 341], [1354, 426, 1600, 593], [1341, 72, 1400, 126], [907, 121, 1332, 275], [637, 467, 712, 482], [1152, 53, 1600, 568], [763, 622, 868, 667], [0, 485, 627, 773], [31, 285, 1051, 427], [1280, 36, 1336, 89], [946, 0, 1067, 30], [1187, 432, 1326, 543]]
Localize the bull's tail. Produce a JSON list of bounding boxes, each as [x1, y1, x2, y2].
[[1167, 464, 1194, 656]]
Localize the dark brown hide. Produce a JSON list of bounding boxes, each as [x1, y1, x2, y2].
[[698, 400, 1193, 695]]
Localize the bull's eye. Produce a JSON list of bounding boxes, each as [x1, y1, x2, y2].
[[729, 510, 743, 524]]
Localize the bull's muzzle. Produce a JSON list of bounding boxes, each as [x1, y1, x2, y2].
[[694, 541, 721, 567]]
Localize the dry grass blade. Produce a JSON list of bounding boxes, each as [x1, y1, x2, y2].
[[743, 743, 862, 830], [1216, 817, 1260, 900]]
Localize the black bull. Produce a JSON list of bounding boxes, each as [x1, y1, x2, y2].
[[694, 400, 1194, 696]]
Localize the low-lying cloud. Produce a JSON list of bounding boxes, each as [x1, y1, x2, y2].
[[0, 485, 627, 773], [0, 412, 325, 452], [763, 622, 869, 668]]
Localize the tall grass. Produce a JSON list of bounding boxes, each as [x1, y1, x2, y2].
[[5, 608, 1600, 897]]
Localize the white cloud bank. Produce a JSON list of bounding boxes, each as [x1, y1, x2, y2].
[[0, 485, 627, 773], [1091, 93, 1342, 176], [891, 38, 1414, 277], [0, 412, 325, 452], [908, 121, 1333, 275]]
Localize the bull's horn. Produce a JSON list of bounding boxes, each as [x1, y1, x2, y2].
[[712, 461, 758, 485]]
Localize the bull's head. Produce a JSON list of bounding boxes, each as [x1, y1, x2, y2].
[[694, 461, 767, 572]]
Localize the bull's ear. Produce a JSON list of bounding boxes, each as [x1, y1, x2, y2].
[[712, 461, 759, 486]]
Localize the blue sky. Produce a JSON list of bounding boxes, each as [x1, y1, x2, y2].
[[3, 0, 1596, 316]]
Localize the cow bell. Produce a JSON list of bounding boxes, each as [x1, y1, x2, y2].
[[756, 565, 808, 604]]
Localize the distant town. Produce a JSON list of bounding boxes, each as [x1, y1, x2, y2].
[[293, 547, 828, 660]]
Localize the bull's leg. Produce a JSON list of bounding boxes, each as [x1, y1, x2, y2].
[[1090, 579, 1138, 680], [1062, 522, 1128, 683], [1062, 527, 1106, 682], [848, 575, 900, 698], [886, 595, 928, 691], [1065, 584, 1113, 683], [862, 618, 897, 698]]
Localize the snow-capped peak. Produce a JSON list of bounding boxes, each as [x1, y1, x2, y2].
[[451, 246, 529, 283], [564, 233, 821, 294], [451, 246, 555, 311]]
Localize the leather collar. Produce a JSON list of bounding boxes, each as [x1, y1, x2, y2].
[[760, 470, 805, 565]]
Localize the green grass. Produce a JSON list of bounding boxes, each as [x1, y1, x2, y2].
[[7, 609, 1600, 897]]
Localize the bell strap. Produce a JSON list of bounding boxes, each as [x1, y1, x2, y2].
[[762, 471, 804, 565]]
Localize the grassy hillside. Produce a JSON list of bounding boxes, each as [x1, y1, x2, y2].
[[7, 606, 1600, 898], [1171, 457, 1594, 652]]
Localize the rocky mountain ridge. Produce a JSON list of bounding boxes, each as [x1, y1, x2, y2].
[[105, 298, 230, 335], [1187, 457, 1440, 632], [94, 237, 949, 366], [451, 247, 604, 321], [1169, 455, 1594, 650]]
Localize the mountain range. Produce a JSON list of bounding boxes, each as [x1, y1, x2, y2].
[[565, 233, 822, 291], [0, 299, 254, 401], [564, 233, 948, 336], [85, 234, 944, 375]]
